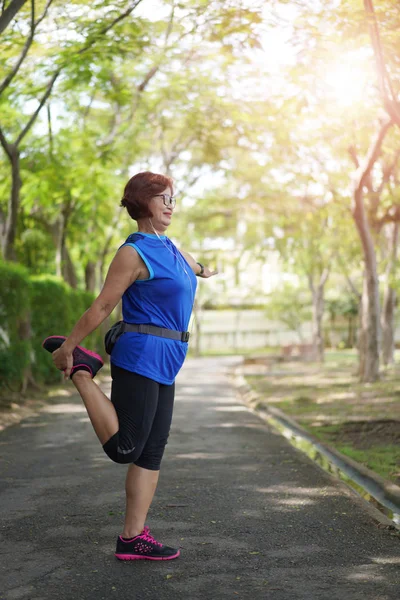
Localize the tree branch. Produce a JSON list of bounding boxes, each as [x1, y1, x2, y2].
[[0, 0, 28, 35], [137, 65, 159, 93], [77, 0, 144, 57], [377, 148, 400, 194], [353, 118, 392, 198], [307, 273, 315, 295], [6, 0, 143, 149], [319, 266, 331, 288], [81, 91, 96, 126], [348, 145, 360, 169], [98, 103, 123, 148], [132, 3, 175, 110], [374, 205, 400, 230], [345, 273, 362, 302], [15, 69, 60, 146], [337, 254, 362, 301], [364, 0, 400, 127], [0, 0, 34, 96], [47, 102, 53, 158], [0, 126, 12, 159]]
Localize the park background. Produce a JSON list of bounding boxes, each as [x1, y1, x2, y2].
[[1, 0, 400, 484]]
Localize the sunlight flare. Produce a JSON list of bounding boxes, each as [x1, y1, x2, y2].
[[324, 61, 369, 107]]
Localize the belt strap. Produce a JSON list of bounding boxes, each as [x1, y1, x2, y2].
[[123, 323, 190, 343]]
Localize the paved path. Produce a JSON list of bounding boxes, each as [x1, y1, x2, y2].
[[0, 357, 399, 600]]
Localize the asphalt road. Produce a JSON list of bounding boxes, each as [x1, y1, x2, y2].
[[0, 357, 399, 600]]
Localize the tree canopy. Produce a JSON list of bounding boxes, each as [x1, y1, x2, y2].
[[2, 0, 400, 380]]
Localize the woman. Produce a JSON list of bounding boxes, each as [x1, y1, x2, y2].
[[43, 171, 217, 561]]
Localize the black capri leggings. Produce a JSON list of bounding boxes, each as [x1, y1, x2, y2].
[[102, 364, 175, 470]]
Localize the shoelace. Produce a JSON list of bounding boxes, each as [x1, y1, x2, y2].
[[139, 526, 162, 547]]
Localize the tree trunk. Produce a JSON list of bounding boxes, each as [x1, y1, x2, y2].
[[348, 315, 356, 348], [295, 325, 305, 345], [358, 263, 380, 381], [99, 241, 113, 287], [51, 207, 75, 285], [351, 121, 391, 381], [381, 222, 398, 366], [352, 196, 381, 380], [85, 261, 97, 293], [311, 285, 325, 362], [381, 286, 396, 366], [17, 311, 42, 394], [356, 297, 366, 377], [62, 245, 78, 288], [354, 182, 381, 380], [307, 270, 329, 362], [50, 201, 77, 287], [54, 214, 65, 277], [2, 147, 21, 260], [99, 207, 124, 286]]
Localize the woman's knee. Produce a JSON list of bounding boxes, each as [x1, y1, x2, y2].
[[134, 443, 166, 470], [102, 432, 143, 464]]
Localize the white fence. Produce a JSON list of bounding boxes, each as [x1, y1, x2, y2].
[[189, 310, 312, 352], [188, 309, 400, 353]]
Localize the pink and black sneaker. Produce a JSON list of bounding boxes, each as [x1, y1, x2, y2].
[[42, 335, 104, 379], [115, 527, 180, 561]]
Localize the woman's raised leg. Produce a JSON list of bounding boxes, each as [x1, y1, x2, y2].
[[72, 370, 118, 444]]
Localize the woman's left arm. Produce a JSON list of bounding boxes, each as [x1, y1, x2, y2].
[[179, 249, 218, 278]]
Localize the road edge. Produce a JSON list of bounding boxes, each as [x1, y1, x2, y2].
[[232, 366, 400, 532]]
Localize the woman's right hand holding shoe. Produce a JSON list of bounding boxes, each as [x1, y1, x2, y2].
[[52, 342, 74, 379]]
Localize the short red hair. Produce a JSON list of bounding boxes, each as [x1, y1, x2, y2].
[[121, 172, 173, 220]]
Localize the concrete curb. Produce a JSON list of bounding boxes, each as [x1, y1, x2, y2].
[[232, 366, 400, 531]]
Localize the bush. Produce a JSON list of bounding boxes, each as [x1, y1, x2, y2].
[[30, 277, 102, 383], [0, 261, 32, 392], [0, 263, 105, 391], [69, 289, 103, 355], [30, 275, 77, 383]]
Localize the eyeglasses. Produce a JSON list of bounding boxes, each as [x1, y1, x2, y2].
[[154, 194, 176, 209]]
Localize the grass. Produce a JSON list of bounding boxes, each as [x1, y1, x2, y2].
[[243, 349, 400, 483], [333, 446, 400, 482]]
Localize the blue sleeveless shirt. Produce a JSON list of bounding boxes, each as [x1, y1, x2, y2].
[[110, 232, 198, 385]]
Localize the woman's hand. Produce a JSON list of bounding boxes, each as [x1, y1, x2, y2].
[[177, 247, 218, 279], [199, 266, 218, 278], [52, 343, 74, 379]]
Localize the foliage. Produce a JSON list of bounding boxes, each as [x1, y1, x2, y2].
[[0, 260, 31, 390], [30, 276, 101, 383], [264, 282, 312, 341], [1, 0, 400, 387], [0, 263, 101, 390], [30, 275, 77, 383]]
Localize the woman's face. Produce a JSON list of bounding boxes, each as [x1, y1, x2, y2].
[[148, 186, 175, 231]]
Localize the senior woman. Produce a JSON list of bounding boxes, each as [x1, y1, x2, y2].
[[43, 171, 217, 561]]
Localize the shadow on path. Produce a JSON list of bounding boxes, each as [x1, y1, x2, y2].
[[0, 357, 399, 600]]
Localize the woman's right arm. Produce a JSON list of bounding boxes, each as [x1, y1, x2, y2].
[[52, 246, 142, 376]]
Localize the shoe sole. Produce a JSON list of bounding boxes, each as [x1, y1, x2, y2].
[[115, 550, 180, 561]]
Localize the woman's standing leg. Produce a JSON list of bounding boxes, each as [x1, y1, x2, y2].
[[122, 381, 175, 538], [122, 466, 160, 538]]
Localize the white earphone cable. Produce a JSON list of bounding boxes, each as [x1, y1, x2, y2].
[[148, 219, 197, 336]]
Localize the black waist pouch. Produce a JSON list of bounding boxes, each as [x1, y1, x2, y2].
[[104, 320, 125, 355], [105, 321, 190, 355]]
